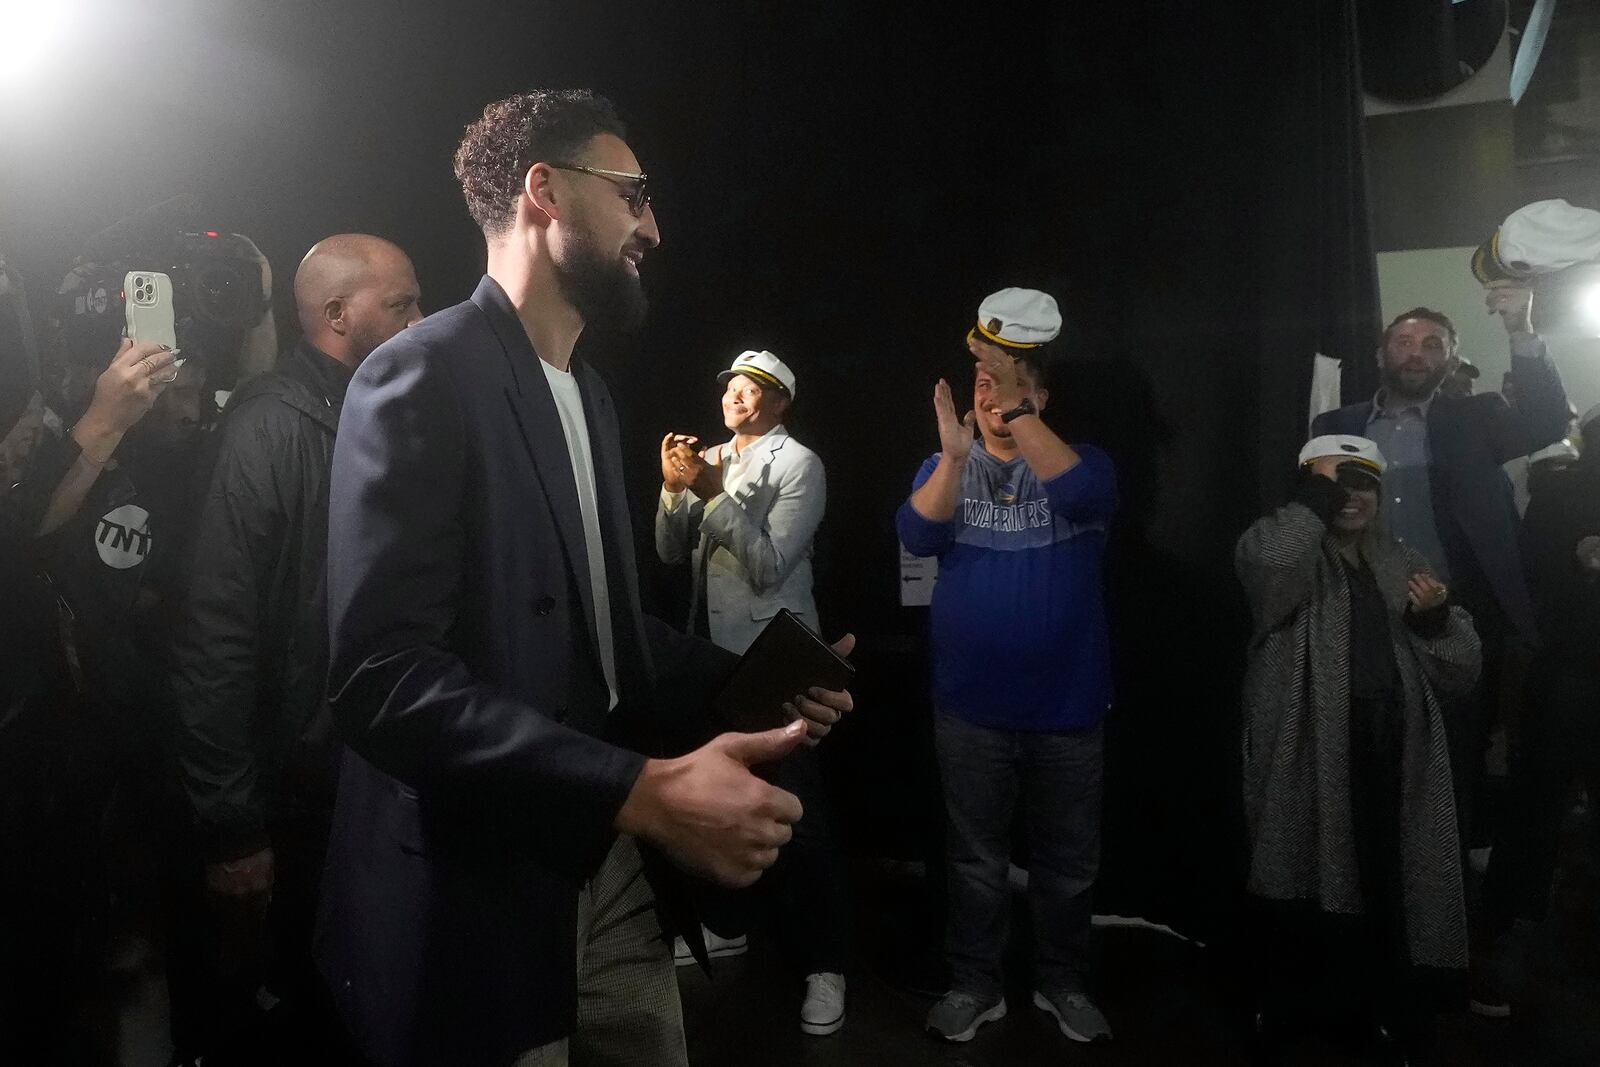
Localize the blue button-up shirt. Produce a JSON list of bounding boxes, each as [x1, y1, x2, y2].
[[1365, 390, 1450, 580]]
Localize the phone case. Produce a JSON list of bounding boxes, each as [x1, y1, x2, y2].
[[123, 270, 179, 357], [712, 609, 855, 734]]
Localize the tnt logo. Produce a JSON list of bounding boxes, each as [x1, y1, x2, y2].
[[95, 504, 152, 570]]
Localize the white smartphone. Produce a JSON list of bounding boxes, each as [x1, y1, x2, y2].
[[123, 270, 182, 365]]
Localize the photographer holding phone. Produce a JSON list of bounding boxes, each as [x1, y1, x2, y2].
[[26, 337, 180, 535], [0, 333, 179, 1065], [896, 288, 1118, 1047], [656, 351, 852, 1036]]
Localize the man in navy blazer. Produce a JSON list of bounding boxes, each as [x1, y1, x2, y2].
[[1311, 290, 1569, 859], [318, 90, 855, 1066]]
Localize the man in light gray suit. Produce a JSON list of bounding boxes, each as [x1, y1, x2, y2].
[[657, 350, 824, 649], [656, 350, 849, 1036]]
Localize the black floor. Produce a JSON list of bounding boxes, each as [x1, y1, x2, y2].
[[88, 833, 1600, 1066], [680, 853, 1600, 1067]]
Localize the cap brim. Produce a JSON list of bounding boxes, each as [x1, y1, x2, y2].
[[718, 365, 789, 393], [1303, 456, 1383, 479], [969, 323, 1048, 350], [1343, 467, 1382, 486]]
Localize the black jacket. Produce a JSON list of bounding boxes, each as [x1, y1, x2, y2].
[[1312, 339, 1569, 642], [170, 340, 352, 860], [0, 431, 78, 781], [1521, 455, 1600, 665], [317, 277, 736, 1066]]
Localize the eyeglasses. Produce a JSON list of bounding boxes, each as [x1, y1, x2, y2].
[[550, 164, 651, 217]]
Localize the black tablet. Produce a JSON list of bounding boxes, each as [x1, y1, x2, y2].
[[712, 609, 856, 733]]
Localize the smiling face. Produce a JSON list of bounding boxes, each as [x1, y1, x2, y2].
[[550, 133, 661, 332], [1332, 476, 1379, 534], [721, 373, 788, 436], [1380, 317, 1452, 401], [970, 345, 1046, 446]]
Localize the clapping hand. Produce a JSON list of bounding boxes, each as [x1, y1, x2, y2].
[[661, 432, 700, 492], [1575, 535, 1600, 574], [933, 379, 975, 461], [684, 444, 724, 502], [967, 334, 1026, 411], [1406, 572, 1449, 613]]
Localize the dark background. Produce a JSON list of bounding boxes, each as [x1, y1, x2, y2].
[[0, 0, 1369, 940]]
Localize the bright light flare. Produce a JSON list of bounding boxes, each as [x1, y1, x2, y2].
[[0, 1, 76, 89], [1582, 283, 1600, 335]]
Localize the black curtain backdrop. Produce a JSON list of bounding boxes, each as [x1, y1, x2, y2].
[[1257, 0, 1386, 507], [0, 0, 1381, 945]]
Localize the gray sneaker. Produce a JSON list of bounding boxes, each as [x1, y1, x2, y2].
[[925, 990, 1007, 1042], [1033, 990, 1113, 1042]]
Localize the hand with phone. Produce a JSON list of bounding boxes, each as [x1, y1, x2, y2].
[[780, 632, 857, 746], [71, 338, 180, 463], [124, 270, 179, 361]]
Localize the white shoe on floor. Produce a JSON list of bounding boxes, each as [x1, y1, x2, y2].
[[800, 972, 846, 1035], [672, 927, 749, 966]]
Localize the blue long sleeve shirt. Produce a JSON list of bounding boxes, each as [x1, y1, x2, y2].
[[895, 444, 1118, 731]]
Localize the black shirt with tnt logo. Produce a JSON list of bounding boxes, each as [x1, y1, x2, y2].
[[40, 446, 198, 698]]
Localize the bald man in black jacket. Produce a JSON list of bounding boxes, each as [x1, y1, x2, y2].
[[168, 234, 421, 1062]]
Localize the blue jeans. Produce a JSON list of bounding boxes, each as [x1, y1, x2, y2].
[[934, 713, 1104, 997]]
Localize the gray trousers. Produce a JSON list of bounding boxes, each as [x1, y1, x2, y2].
[[935, 713, 1104, 997], [515, 836, 686, 1067]]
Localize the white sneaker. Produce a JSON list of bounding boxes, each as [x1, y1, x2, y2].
[[800, 972, 846, 1035], [672, 927, 749, 966]]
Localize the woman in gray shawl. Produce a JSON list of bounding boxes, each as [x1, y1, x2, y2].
[[1237, 434, 1480, 1056]]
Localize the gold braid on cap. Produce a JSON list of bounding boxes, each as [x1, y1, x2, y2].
[[970, 320, 1045, 350], [1302, 456, 1383, 477], [730, 365, 788, 393]]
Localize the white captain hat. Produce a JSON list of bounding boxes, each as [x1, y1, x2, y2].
[[1298, 434, 1387, 482], [717, 349, 796, 399], [969, 288, 1062, 350]]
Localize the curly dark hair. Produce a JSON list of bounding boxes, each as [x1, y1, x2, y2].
[[453, 90, 627, 236]]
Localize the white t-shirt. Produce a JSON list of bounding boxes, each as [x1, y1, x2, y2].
[[539, 359, 619, 710]]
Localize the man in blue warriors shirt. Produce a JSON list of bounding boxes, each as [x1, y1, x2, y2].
[[896, 288, 1117, 1047]]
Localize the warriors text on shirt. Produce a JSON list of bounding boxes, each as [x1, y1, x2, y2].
[[962, 497, 1053, 532]]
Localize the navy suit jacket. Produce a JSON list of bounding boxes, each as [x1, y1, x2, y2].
[[1312, 343, 1569, 642], [317, 277, 736, 1066]]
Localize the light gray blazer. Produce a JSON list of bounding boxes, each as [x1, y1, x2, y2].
[[655, 426, 824, 654]]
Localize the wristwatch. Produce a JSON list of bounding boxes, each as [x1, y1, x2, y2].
[[1000, 397, 1037, 423]]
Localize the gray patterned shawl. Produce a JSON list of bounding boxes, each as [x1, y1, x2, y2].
[[1236, 502, 1481, 969]]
